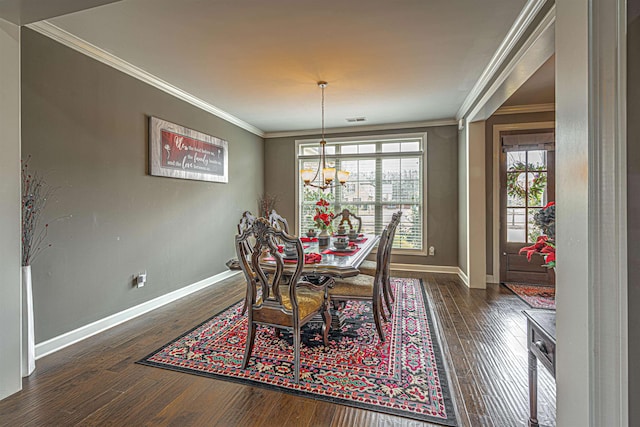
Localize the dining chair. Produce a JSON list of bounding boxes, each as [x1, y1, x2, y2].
[[236, 217, 332, 383], [357, 211, 402, 315], [334, 208, 362, 233], [328, 226, 390, 342]]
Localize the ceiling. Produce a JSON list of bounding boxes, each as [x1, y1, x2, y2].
[[40, 0, 530, 134]]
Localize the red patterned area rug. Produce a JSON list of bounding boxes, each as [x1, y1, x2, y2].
[[137, 278, 458, 425], [504, 283, 556, 310]]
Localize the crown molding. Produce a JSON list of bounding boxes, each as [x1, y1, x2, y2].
[[26, 21, 265, 138], [467, 6, 555, 122], [456, 0, 551, 120], [493, 103, 555, 115], [264, 119, 457, 139]]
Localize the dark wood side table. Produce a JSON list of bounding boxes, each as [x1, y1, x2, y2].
[[523, 309, 556, 427]]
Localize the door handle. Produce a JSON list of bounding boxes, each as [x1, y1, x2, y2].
[[503, 252, 507, 256]]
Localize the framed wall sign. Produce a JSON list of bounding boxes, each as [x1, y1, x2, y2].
[[149, 116, 229, 183]]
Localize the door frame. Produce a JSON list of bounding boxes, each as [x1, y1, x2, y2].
[[491, 121, 555, 284]]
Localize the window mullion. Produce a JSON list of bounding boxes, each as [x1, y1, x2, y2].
[[375, 148, 383, 235], [334, 149, 342, 209]]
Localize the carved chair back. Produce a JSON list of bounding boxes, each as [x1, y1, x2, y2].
[[334, 208, 362, 233], [268, 209, 290, 234], [238, 210, 257, 234], [388, 211, 402, 246], [236, 217, 304, 315], [373, 226, 390, 285], [236, 211, 259, 262], [380, 211, 402, 310]]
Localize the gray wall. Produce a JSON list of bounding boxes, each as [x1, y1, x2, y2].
[[484, 111, 555, 275], [628, 0, 640, 422], [0, 19, 22, 400], [21, 28, 264, 343], [265, 125, 458, 267]]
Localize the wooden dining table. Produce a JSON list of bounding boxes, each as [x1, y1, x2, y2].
[[261, 233, 380, 279]]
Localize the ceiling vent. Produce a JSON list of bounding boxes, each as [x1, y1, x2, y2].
[[346, 117, 367, 123]]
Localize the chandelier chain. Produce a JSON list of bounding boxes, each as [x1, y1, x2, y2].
[[321, 84, 325, 141]]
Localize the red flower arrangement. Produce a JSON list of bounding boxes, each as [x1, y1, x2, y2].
[[519, 235, 556, 268], [519, 201, 556, 268], [313, 198, 335, 231]]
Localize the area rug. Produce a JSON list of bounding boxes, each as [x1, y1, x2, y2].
[[137, 278, 458, 426], [504, 283, 556, 310]]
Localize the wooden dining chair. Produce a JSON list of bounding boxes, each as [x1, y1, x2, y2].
[[328, 227, 390, 342], [357, 211, 402, 315], [236, 217, 332, 383], [334, 208, 362, 233]]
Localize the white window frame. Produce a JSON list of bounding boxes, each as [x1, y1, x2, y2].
[[294, 132, 428, 256]]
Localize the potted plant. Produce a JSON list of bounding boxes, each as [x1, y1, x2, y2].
[[21, 157, 53, 376]]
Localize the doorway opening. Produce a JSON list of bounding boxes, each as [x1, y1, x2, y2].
[[499, 129, 555, 286]]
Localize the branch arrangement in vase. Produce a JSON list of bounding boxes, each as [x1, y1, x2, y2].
[[257, 193, 278, 218], [21, 156, 54, 266]]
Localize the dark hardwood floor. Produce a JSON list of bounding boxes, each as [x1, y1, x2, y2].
[[0, 272, 556, 426]]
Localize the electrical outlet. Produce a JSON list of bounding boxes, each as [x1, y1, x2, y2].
[[136, 271, 147, 288], [428, 246, 435, 256]]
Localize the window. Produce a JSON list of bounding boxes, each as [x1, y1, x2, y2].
[[505, 149, 550, 243], [297, 133, 426, 252]]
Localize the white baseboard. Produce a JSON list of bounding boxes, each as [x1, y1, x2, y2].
[[390, 263, 472, 288], [457, 269, 470, 287], [35, 270, 240, 359], [486, 274, 499, 284], [390, 263, 460, 274]]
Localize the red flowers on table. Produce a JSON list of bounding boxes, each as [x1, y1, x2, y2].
[[313, 198, 335, 231]]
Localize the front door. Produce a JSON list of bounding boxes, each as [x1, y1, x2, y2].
[[500, 130, 555, 285]]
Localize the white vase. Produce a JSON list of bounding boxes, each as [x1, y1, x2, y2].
[[22, 265, 35, 377]]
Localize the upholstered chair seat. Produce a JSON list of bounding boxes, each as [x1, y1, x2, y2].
[[329, 275, 374, 298], [275, 286, 326, 319], [357, 260, 377, 277]]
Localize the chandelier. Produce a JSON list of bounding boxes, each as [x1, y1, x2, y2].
[[299, 81, 350, 190]]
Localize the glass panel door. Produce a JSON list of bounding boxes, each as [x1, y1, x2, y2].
[[500, 132, 555, 286]]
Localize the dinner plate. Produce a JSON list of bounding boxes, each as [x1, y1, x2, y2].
[[330, 247, 353, 253]]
